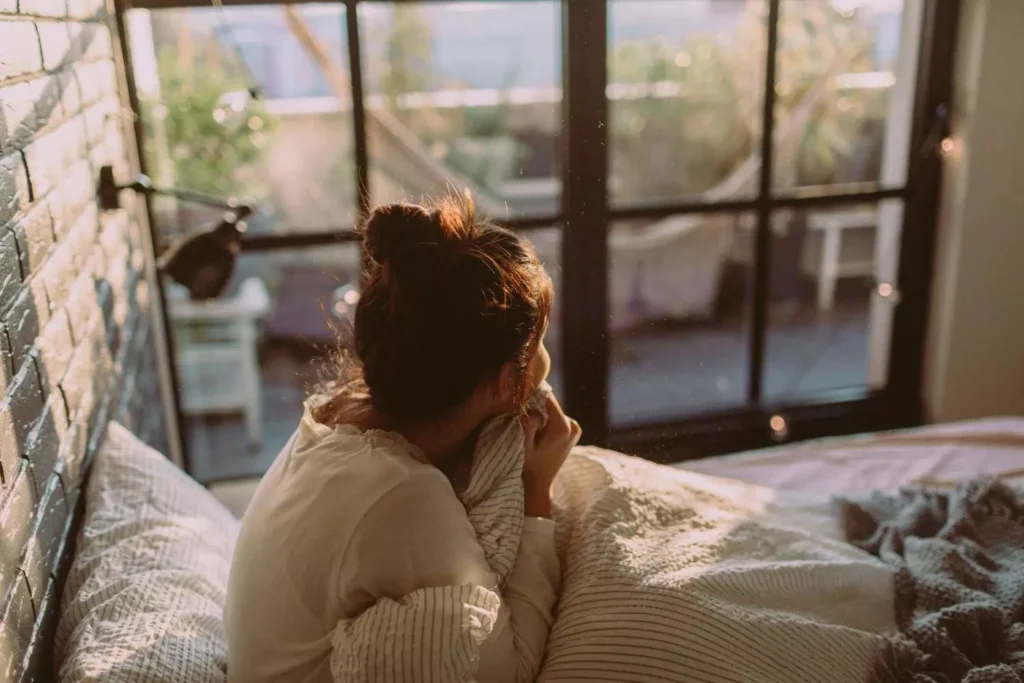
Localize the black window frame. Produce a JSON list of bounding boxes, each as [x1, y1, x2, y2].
[[113, 0, 962, 475]]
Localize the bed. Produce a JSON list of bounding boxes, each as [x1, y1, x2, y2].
[[205, 417, 1024, 520], [7, 416, 1024, 682], [680, 416, 1024, 494]]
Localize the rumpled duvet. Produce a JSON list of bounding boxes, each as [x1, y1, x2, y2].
[[331, 388, 900, 683], [836, 478, 1024, 683]]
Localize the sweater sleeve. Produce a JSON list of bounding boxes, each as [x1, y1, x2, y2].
[[476, 517, 561, 682], [337, 471, 560, 682]]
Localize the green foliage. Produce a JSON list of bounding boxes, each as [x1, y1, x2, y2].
[[609, 1, 885, 201], [141, 42, 273, 197], [383, 6, 434, 113], [611, 35, 753, 200]]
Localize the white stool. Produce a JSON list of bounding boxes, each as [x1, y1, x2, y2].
[[168, 278, 271, 447]]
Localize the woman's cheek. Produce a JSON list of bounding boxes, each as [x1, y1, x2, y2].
[[531, 342, 551, 388]]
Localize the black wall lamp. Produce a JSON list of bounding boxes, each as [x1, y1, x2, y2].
[[97, 164, 252, 300]]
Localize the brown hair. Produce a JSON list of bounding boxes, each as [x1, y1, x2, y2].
[[315, 194, 552, 426]]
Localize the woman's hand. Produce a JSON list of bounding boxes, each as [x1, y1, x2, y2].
[[521, 395, 581, 518]]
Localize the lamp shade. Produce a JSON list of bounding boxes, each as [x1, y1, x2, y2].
[[158, 219, 244, 300]]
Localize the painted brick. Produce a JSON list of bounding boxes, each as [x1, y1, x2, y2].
[[29, 275, 51, 341], [81, 23, 111, 62], [53, 417, 84, 502], [0, 0, 170, 667], [40, 22, 106, 68], [0, 465, 35, 575], [19, 0, 68, 18], [19, 581, 59, 680], [0, 571, 34, 681], [26, 273, 50, 337], [98, 211, 128, 263], [56, 337, 90, 421], [12, 202, 54, 278], [82, 98, 118, 149], [0, 323, 10, 399], [65, 205, 99, 271], [0, 22, 42, 81], [63, 271, 97, 342], [20, 474, 66, 608], [0, 81, 36, 153], [36, 22, 73, 73], [34, 309, 72, 394], [3, 290, 42, 377], [94, 277, 113, 348], [47, 160, 92, 238], [23, 399, 62, 493], [66, 0, 104, 21], [75, 61, 115, 108], [39, 242, 75, 310], [0, 363, 44, 482], [0, 153, 30, 230], [56, 68, 81, 121], [86, 378, 111, 447], [105, 255, 127, 315], [21, 122, 83, 202], [59, 312, 110, 425], [0, 230, 22, 315], [24, 73, 61, 136]]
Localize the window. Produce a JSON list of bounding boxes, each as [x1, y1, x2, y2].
[[130, 4, 358, 237], [356, 2, 562, 215], [123, 0, 957, 482]]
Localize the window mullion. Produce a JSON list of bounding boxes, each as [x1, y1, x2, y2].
[[561, 0, 610, 444], [747, 0, 781, 405]]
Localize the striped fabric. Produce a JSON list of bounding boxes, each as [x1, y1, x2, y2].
[[55, 423, 239, 683], [332, 386, 900, 683], [540, 447, 897, 683], [332, 585, 500, 682], [330, 384, 551, 681]]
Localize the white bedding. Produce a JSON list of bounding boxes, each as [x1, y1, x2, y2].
[[678, 417, 1024, 495], [327, 393, 904, 683], [540, 447, 896, 683]]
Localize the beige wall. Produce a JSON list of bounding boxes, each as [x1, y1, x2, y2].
[[925, 0, 1024, 422]]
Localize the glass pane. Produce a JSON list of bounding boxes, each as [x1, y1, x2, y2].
[[169, 245, 360, 482], [608, 212, 754, 426], [763, 199, 902, 400], [608, 0, 766, 207], [773, 0, 923, 191], [357, 2, 562, 218], [127, 5, 357, 239]]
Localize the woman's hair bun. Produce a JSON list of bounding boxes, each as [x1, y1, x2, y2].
[[363, 202, 449, 266]]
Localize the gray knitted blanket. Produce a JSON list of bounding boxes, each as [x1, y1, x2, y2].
[[835, 479, 1024, 683]]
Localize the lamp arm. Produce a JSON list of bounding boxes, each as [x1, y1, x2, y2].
[[97, 164, 253, 220]]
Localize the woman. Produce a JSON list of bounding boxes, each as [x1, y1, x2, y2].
[[225, 196, 581, 682]]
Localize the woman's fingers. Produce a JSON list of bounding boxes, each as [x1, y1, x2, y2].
[[537, 395, 581, 450]]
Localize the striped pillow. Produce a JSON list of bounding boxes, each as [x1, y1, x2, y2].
[[55, 422, 239, 683]]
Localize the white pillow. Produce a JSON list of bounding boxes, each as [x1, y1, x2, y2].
[[55, 422, 239, 683]]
